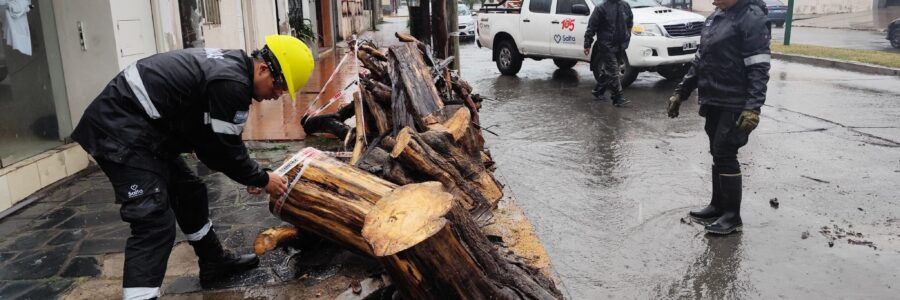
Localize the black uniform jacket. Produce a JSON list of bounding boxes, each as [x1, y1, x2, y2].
[[583, 0, 633, 52], [674, 0, 771, 111], [72, 48, 269, 187]]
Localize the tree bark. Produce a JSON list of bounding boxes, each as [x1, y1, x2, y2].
[[431, 0, 448, 59], [362, 182, 563, 300]]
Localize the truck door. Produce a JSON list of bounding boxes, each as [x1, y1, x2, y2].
[[519, 0, 554, 55], [550, 0, 591, 59]]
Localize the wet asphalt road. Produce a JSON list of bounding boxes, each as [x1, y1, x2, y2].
[[456, 40, 900, 298], [770, 26, 900, 53]]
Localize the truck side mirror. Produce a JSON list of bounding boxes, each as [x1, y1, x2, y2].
[[572, 4, 589, 15]]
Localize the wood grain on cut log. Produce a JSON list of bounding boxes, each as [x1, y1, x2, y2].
[[390, 127, 493, 221], [351, 93, 366, 165], [362, 79, 392, 104], [362, 182, 562, 300], [269, 148, 397, 255], [388, 56, 416, 134], [389, 43, 444, 127]]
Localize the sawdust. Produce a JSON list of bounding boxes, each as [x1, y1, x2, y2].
[[484, 195, 553, 273]]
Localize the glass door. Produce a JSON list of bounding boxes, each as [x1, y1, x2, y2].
[[0, 1, 64, 167]]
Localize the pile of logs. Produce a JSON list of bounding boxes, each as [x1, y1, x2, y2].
[[262, 33, 563, 299]]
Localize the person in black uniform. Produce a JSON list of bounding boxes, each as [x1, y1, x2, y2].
[[666, 0, 771, 235], [584, 0, 633, 106], [71, 35, 315, 300]]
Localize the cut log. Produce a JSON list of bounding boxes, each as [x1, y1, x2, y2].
[[362, 182, 563, 300], [390, 127, 493, 221], [362, 90, 390, 137], [388, 56, 416, 134], [358, 146, 417, 185], [253, 226, 299, 256], [418, 127, 504, 205], [389, 43, 444, 128], [269, 148, 397, 255], [350, 93, 367, 165]]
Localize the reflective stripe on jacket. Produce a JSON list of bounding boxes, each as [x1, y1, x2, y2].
[[674, 0, 771, 111]]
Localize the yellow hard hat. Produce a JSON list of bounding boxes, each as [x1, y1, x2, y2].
[[264, 35, 315, 100]]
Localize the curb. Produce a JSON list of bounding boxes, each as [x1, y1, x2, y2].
[[772, 52, 900, 76], [791, 24, 885, 32]]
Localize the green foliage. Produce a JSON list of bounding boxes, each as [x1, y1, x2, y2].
[[294, 19, 317, 43]]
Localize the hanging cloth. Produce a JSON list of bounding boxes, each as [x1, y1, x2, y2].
[[2, 0, 32, 56]]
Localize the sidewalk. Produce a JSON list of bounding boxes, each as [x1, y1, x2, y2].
[[0, 141, 386, 299], [792, 8, 900, 31]]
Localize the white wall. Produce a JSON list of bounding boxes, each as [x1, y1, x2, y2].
[[152, 0, 184, 52], [110, 0, 158, 67], [53, 0, 120, 127], [692, 0, 873, 14], [202, 0, 247, 49]]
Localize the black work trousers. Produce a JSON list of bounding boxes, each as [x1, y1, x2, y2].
[[592, 49, 624, 97], [703, 106, 750, 174], [95, 154, 210, 290]]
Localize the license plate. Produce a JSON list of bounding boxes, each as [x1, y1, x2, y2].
[[683, 42, 698, 51]]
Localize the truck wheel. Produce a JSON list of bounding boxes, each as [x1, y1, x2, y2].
[[619, 57, 638, 88], [892, 30, 900, 49], [496, 40, 523, 75], [775, 21, 785, 28], [553, 58, 577, 69], [657, 64, 690, 81]]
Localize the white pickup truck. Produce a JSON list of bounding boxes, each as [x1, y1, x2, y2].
[[476, 0, 705, 87]]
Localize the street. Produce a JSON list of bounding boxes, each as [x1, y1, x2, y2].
[[770, 26, 900, 53], [457, 41, 900, 298]]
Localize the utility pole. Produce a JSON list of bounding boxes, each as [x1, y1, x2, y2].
[[784, 0, 795, 45], [432, 0, 448, 59], [409, 0, 432, 44], [448, 1, 460, 70]]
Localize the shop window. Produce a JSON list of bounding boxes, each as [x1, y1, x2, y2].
[[0, 2, 64, 167]]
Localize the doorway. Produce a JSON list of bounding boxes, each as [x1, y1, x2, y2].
[[316, 0, 335, 51]]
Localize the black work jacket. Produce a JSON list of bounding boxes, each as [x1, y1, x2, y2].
[[674, 0, 771, 111], [584, 0, 633, 52], [71, 48, 269, 187]]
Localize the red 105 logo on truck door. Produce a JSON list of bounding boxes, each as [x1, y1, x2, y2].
[[561, 18, 575, 31]]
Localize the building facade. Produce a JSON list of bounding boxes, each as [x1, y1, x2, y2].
[[692, 0, 898, 14]]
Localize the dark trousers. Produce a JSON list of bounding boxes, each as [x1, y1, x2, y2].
[[591, 50, 624, 97], [95, 155, 210, 289], [703, 106, 750, 174]]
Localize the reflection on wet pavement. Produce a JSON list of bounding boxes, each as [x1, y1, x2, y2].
[[458, 39, 900, 298]]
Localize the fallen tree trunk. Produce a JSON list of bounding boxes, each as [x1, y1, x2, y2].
[[362, 182, 563, 300], [268, 148, 397, 256]]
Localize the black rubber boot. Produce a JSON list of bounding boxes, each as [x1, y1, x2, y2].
[[689, 166, 723, 224], [189, 229, 260, 287], [592, 86, 607, 99], [705, 174, 743, 235], [611, 93, 630, 107]]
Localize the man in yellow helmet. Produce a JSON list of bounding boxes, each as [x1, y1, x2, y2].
[[70, 35, 315, 300]]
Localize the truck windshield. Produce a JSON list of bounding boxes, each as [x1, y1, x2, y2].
[[591, 0, 660, 8]]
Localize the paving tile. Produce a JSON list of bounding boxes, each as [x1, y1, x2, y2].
[[0, 219, 31, 241], [0, 280, 40, 299], [0, 243, 75, 280], [33, 207, 77, 229], [4, 202, 57, 220], [164, 276, 202, 294], [0, 252, 19, 262], [80, 210, 122, 228], [18, 278, 75, 300], [48, 229, 87, 246], [215, 207, 274, 226], [77, 238, 126, 255], [199, 268, 274, 290], [56, 214, 88, 230], [0, 229, 58, 251], [61, 256, 102, 278], [64, 189, 115, 207], [90, 225, 129, 240]]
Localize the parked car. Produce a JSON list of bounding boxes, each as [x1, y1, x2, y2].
[[476, 0, 705, 87], [889, 18, 900, 49], [764, 0, 787, 27], [458, 4, 476, 40]]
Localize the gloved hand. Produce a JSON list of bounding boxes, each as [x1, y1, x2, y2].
[[667, 95, 683, 118], [736, 110, 760, 133]]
